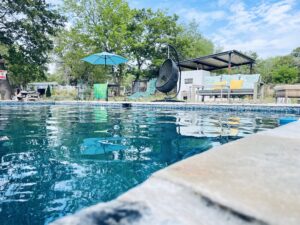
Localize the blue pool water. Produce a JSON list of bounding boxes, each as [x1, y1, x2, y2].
[[0, 105, 297, 225]]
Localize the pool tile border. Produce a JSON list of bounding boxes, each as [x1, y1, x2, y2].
[[1, 100, 300, 114]]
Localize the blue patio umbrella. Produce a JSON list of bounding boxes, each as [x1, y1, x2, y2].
[[81, 51, 128, 66], [81, 52, 128, 101]]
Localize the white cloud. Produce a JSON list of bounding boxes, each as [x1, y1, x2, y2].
[[47, 0, 300, 58], [217, 0, 235, 7], [211, 0, 300, 58], [179, 8, 226, 26], [46, 0, 62, 6]]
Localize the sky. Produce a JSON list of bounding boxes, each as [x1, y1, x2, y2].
[[48, 0, 300, 58]]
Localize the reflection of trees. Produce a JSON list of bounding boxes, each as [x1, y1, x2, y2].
[[0, 106, 50, 157]]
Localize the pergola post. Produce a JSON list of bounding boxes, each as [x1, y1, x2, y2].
[[250, 63, 253, 74], [228, 52, 232, 74]]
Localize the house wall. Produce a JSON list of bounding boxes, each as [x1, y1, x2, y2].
[[177, 70, 210, 101]]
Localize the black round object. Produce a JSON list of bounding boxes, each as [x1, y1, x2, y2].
[[156, 59, 179, 93]]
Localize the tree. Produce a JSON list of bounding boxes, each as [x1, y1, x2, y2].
[[0, 0, 65, 87], [55, 0, 215, 88], [56, 0, 133, 87], [127, 16, 214, 80], [53, 29, 107, 86], [271, 56, 299, 84], [256, 55, 299, 84], [256, 58, 274, 83], [291, 47, 300, 58], [272, 65, 298, 84], [291, 47, 300, 81], [46, 85, 51, 97], [175, 21, 214, 59], [127, 8, 182, 80]]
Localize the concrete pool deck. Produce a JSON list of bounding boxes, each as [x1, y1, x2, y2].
[[50, 118, 300, 225]]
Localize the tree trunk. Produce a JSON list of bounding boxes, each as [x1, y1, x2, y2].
[[136, 57, 142, 81]]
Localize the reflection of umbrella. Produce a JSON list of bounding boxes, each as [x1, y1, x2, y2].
[[81, 52, 128, 66], [80, 137, 127, 155]]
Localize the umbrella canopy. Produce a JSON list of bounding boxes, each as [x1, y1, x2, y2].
[[81, 52, 128, 65]]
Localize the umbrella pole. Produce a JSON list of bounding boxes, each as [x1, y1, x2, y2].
[[105, 56, 108, 102]]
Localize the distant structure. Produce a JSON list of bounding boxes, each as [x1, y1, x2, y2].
[[176, 50, 259, 101], [28, 82, 59, 96]]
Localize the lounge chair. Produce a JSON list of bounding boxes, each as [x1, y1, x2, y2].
[[196, 76, 230, 101], [15, 90, 39, 101], [196, 74, 262, 101], [229, 74, 262, 99], [128, 78, 157, 100]]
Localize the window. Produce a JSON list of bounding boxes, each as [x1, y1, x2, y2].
[[184, 78, 193, 84]]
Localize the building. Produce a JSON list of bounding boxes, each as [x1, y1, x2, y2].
[[178, 70, 210, 101], [177, 50, 256, 101]]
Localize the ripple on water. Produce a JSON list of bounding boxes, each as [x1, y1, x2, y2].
[[0, 105, 296, 225]]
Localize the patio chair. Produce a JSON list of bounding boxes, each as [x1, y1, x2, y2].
[[196, 76, 230, 101], [26, 91, 40, 101], [128, 78, 157, 100], [229, 74, 262, 99]]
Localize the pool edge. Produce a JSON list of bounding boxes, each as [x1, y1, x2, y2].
[[1, 100, 300, 114]]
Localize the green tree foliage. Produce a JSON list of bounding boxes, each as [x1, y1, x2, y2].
[[53, 29, 107, 85], [127, 8, 182, 80], [291, 47, 300, 58], [58, 0, 133, 86], [256, 58, 274, 83], [257, 54, 299, 84], [0, 0, 65, 86], [46, 85, 51, 97], [291, 47, 300, 71], [175, 21, 214, 59], [271, 55, 299, 84], [272, 65, 298, 84], [54, 0, 214, 85]]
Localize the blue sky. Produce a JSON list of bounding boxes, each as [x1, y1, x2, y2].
[[48, 0, 300, 58]]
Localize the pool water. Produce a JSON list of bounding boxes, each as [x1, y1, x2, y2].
[[0, 105, 296, 225]]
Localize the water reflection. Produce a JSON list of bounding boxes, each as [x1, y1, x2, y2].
[[81, 137, 127, 155], [0, 105, 294, 225]]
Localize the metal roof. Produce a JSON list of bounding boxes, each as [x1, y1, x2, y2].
[[28, 82, 58, 86], [178, 50, 255, 71]]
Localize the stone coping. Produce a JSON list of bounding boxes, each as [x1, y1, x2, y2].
[[51, 120, 300, 225], [0, 100, 300, 114]]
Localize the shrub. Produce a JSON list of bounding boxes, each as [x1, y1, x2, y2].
[[46, 85, 51, 97]]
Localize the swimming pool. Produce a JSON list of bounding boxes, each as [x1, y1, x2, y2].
[[0, 105, 297, 225]]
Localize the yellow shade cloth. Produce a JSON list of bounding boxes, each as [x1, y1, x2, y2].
[[213, 81, 226, 90], [230, 80, 244, 90]]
